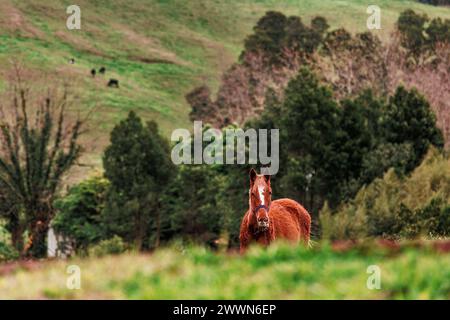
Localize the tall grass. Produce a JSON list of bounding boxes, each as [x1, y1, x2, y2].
[[0, 242, 449, 299]]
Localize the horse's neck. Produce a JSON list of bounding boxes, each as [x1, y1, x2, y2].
[[247, 209, 255, 226], [254, 229, 272, 246]]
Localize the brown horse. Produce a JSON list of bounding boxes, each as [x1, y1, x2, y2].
[[239, 169, 311, 253]]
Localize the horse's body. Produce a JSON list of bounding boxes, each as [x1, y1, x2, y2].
[[239, 169, 311, 253]]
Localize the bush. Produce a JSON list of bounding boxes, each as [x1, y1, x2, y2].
[[321, 148, 450, 240], [0, 242, 19, 262], [53, 175, 109, 254], [88, 236, 128, 257], [397, 9, 450, 58]]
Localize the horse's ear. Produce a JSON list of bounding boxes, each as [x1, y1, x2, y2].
[[264, 174, 271, 185], [249, 168, 257, 185]]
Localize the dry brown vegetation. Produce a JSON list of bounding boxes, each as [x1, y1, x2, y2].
[[188, 17, 450, 147]]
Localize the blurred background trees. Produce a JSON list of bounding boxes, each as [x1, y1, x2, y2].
[[1, 9, 449, 259]]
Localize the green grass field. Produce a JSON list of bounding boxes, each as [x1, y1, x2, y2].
[[1, 242, 449, 299], [1, 0, 449, 163]]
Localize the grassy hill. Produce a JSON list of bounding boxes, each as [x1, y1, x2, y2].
[[1, 242, 449, 299], [0, 0, 449, 172]]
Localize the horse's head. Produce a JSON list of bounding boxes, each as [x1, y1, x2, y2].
[[249, 168, 272, 232]]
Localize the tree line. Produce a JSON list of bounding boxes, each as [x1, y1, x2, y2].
[[187, 10, 450, 146], [1, 66, 441, 259], [0, 10, 448, 260]]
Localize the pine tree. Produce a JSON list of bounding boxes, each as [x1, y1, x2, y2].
[[102, 111, 174, 250], [382, 86, 444, 170], [279, 68, 342, 211]]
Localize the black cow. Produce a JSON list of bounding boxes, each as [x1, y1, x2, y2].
[[99, 67, 106, 74], [107, 79, 119, 88], [91, 68, 96, 77]]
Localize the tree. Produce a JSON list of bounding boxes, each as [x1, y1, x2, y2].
[[186, 85, 220, 125], [52, 176, 109, 254], [251, 68, 444, 215], [0, 67, 83, 258], [331, 98, 373, 200], [397, 9, 450, 58], [279, 68, 342, 211], [284, 16, 323, 54], [243, 11, 288, 63], [162, 165, 224, 247], [102, 111, 174, 250], [382, 86, 444, 170], [311, 16, 330, 35], [426, 17, 450, 46], [397, 9, 429, 58]]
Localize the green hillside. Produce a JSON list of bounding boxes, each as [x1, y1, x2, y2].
[[1, 0, 449, 170]]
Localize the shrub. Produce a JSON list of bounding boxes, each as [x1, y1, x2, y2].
[[88, 236, 128, 257], [397, 9, 429, 57], [397, 9, 450, 58], [53, 175, 110, 254], [321, 148, 450, 240], [0, 242, 19, 262]]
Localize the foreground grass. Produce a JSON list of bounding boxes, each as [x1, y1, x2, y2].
[[1, 242, 449, 299]]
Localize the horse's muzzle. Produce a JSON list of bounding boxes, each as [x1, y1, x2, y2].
[[257, 219, 269, 231]]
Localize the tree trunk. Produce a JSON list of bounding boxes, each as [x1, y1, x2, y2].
[[11, 225, 24, 254], [24, 219, 49, 258], [134, 211, 145, 251], [9, 213, 24, 253], [154, 208, 161, 248]]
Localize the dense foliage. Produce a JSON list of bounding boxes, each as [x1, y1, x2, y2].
[[321, 149, 450, 240], [102, 111, 175, 250], [242, 11, 328, 64], [52, 176, 109, 253], [187, 9, 450, 146], [252, 68, 443, 214], [0, 241, 18, 262], [397, 9, 450, 59], [51, 64, 445, 252]]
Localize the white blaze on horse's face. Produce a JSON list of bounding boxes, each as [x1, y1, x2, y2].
[[258, 186, 265, 205], [249, 169, 272, 231]]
